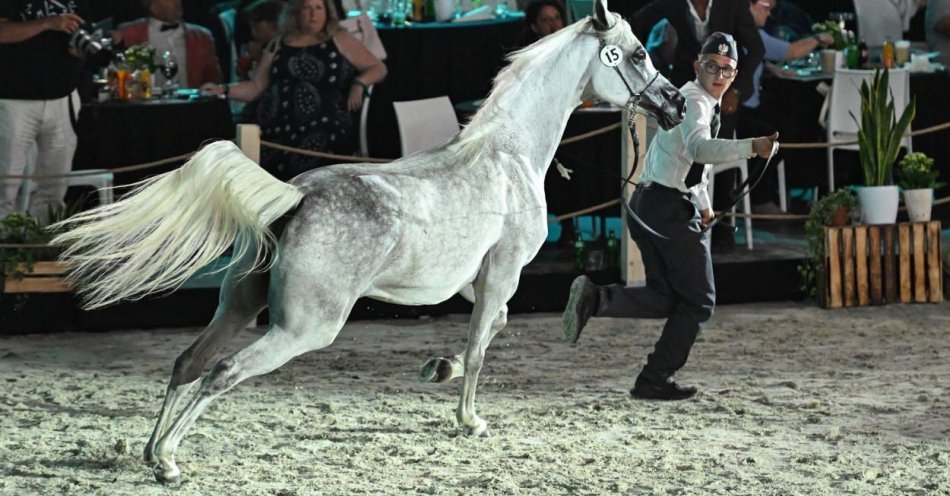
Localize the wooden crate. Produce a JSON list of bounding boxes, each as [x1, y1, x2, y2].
[[3, 261, 72, 293], [824, 221, 943, 308]]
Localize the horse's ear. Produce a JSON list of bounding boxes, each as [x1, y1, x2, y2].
[[592, 0, 612, 31]]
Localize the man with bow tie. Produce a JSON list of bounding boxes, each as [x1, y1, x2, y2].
[[114, 0, 222, 88], [562, 33, 778, 401]]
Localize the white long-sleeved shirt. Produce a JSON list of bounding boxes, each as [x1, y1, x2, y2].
[[640, 80, 756, 212]]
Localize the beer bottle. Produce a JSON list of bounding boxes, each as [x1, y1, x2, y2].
[[882, 37, 895, 69], [858, 39, 868, 69], [573, 236, 587, 272], [606, 230, 620, 270]]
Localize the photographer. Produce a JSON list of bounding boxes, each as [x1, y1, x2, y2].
[[0, 0, 91, 219]]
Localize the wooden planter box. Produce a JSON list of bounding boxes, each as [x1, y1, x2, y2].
[[3, 261, 72, 294], [824, 221, 943, 308]]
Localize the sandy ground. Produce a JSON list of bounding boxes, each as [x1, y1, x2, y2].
[[1, 301, 949, 495]]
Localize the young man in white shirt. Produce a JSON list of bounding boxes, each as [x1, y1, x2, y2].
[[562, 32, 778, 401]]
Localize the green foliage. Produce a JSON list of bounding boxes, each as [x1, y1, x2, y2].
[[124, 43, 157, 72], [0, 196, 86, 280], [811, 20, 845, 50], [0, 213, 56, 280], [797, 189, 859, 298], [851, 69, 916, 187], [897, 152, 944, 190]]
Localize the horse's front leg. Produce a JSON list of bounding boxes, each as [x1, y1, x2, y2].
[[419, 285, 507, 384], [456, 257, 520, 437]]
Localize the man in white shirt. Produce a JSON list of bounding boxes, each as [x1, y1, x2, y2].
[[562, 32, 777, 401]]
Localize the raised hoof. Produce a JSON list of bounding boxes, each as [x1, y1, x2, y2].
[[419, 357, 454, 383], [153, 462, 181, 484]]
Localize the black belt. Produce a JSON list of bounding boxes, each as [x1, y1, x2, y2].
[[639, 181, 687, 195]]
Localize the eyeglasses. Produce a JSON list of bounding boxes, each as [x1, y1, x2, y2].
[[702, 61, 737, 78]]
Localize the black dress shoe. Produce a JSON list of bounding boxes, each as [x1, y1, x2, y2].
[[562, 275, 599, 344], [630, 376, 697, 400]]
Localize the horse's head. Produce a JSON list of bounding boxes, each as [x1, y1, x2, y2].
[[585, 0, 685, 130]]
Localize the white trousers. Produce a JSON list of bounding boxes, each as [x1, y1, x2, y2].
[[0, 91, 79, 220]]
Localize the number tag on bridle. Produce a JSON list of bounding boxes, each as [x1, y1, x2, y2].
[[599, 45, 623, 67]]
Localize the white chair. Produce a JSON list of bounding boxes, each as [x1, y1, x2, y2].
[[708, 156, 754, 250], [392, 96, 460, 157], [359, 84, 373, 157], [18, 169, 115, 212], [826, 68, 911, 192]]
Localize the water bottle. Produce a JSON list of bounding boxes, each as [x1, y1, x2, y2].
[[573, 237, 586, 272], [606, 230, 620, 270]]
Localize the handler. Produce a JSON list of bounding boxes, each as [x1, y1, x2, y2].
[[562, 32, 778, 401]]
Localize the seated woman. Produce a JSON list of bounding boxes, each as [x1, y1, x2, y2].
[[514, 0, 566, 49], [204, 0, 386, 180]]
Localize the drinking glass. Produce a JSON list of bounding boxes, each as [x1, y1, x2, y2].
[[160, 51, 179, 96]]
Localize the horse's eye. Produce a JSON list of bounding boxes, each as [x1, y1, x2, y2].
[[633, 49, 647, 62]]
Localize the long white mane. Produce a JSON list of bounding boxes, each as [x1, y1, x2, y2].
[[455, 12, 632, 158]]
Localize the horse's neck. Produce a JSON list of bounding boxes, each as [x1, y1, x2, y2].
[[491, 42, 593, 176]]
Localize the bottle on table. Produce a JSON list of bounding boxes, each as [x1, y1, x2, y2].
[[882, 37, 895, 69], [858, 39, 869, 69], [606, 230, 620, 270], [573, 236, 587, 272]]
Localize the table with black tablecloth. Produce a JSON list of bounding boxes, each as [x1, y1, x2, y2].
[[366, 18, 524, 159], [760, 70, 950, 194], [72, 97, 235, 186]]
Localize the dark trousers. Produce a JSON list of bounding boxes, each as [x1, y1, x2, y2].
[[738, 105, 780, 205], [596, 185, 716, 381]]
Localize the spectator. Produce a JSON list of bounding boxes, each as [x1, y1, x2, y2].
[[763, 0, 814, 41], [203, 0, 386, 180], [0, 0, 89, 219], [926, 0, 950, 67], [515, 0, 566, 49], [740, 0, 832, 213], [114, 0, 223, 88], [627, 0, 764, 251]]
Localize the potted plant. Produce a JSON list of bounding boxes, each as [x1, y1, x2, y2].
[[897, 152, 943, 222], [798, 188, 858, 300], [851, 69, 916, 225], [0, 213, 60, 290]]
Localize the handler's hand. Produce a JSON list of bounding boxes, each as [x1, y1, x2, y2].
[[47, 13, 83, 34], [701, 208, 714, 227], [752, 132, 779, 158]]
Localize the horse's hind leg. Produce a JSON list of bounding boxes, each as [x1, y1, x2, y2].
[[143, 265, 267, 464], [151, 293, 354, 483], [419, 284, 507, 383]]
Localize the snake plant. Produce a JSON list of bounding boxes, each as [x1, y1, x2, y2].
[[850, 69, 916, 187]]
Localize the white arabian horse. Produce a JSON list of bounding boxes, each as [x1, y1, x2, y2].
[[52, 0, 685, 483]]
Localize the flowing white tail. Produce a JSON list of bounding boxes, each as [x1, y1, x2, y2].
[[51, 141, 303, 309]]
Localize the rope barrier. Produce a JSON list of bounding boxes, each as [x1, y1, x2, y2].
[[2, 120, 949, 181], [780, 122, 950, 149]]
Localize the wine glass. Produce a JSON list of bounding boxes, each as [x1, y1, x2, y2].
[[160, 51, 179, 96]]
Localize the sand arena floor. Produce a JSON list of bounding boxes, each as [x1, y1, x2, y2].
[[1, 301, 948, 495]]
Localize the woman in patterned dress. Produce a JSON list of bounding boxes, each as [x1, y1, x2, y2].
[[205, 0, 387, 180]]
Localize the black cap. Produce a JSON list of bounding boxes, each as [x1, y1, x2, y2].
[[700, 32, 738, 61]]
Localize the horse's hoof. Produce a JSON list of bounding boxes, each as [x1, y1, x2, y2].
[[466, 421, 491, 438], [419, 357, 453, 383], [153, 462, 181, 484]]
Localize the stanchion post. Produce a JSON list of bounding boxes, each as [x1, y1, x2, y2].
[[236, 124, 261, 164], [622, 114, 647, 286]]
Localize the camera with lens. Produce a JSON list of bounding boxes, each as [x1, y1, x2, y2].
[[69, 25, 115, 67]]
